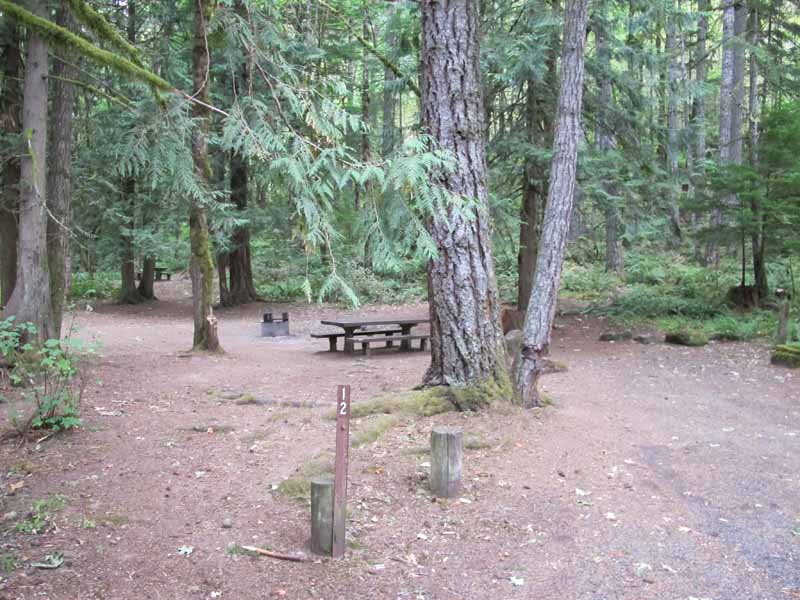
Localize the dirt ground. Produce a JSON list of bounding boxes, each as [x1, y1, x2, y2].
[[1, 275, 799, 600]]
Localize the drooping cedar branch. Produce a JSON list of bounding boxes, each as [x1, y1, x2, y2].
[[66, 0, 143, 66], [46, 74, 134, 109], [316, 0, 419, 97], [0, 0, 172, 93]]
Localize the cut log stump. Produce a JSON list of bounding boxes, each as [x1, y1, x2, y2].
[[430, 426, 463, 498]]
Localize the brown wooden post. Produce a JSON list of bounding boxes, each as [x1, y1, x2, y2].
[[776, 290, 791, 344], [430, 426, 463, 498], [310, 476, 334, 555], [332, 384, 351, 558]]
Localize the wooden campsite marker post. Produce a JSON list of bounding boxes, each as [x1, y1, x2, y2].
[[331, 384, 351, 558]]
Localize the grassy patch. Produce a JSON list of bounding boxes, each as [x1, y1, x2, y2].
[[333, 382, 510, 421], [664, 329, 709, 347], [16, 495, 67, 534], [274, 454, 334, 503], [103, 514, 129, 528], [1, 552, 19, 574], [351, 415, 400, 448], [182, 424, 236, 434], [235, 393, 258, 405], [772, 343, 800, 368]]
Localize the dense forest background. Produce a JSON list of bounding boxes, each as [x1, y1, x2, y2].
[[1, 0, 799, 355]]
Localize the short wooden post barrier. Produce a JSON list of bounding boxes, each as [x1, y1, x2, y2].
[[310, 385, 350, 557], [310, 476, 334, 555], [430, 426, 463, 498]]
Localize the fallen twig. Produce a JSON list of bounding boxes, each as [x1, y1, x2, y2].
[[240, 546, 309, 563]]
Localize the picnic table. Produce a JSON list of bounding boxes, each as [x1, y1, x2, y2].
[[314, 317, 430, 355]]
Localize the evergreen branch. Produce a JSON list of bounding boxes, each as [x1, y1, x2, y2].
[[66, 0, 143, 66], [0, 0, 173, 92], [44, 74, 134, 109], [316, 0, 420, 97]]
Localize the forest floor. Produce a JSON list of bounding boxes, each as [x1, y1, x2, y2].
[[1, 274, 799, 600]]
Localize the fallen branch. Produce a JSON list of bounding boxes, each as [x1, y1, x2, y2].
[[240, 546, 309, 562]]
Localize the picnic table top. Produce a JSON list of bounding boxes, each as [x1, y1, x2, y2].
[[320, 317, 430, 329]]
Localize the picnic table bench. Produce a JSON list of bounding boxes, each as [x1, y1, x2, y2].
[[136, 266, 172, 281], [313, 318, 430, 355]]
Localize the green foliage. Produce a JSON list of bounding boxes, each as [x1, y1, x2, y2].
[[771, 343, 800, 368], [560, 262, 621, 301], [664, 328, 709, 347], [15, 495, 67, 534], [69, 272, 119, 300], [1, 552, 19, 574], [1, 319, 92, 436]]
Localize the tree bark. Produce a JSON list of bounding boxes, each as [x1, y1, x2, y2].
[[709, 0, 746, 265], [138, 256, 156, 299], [225, 151, 259, 305], [420, 0, 508, 391], [381, 2, 398, 158], [666, 0, 683, 245], [596, 6, 624, 275], [118, 0, 143, 305], [190, 0, 220, 351], [0, 20, 21, 307], [515, 0, 589, 407], [691, 0, 708, 262], [517, 80, 544, 312], [47, 0, 78, 337], [518, 2, 559, 310], [748, 5, 767, 299], [5, 0, 55, 342]]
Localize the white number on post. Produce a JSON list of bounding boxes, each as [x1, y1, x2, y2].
[[339, 402, 347, 416]]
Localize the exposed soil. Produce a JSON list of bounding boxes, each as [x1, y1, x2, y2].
[[1, 275, 799, 600]]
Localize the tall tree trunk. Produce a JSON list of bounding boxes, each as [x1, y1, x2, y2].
[[748, 5, 767, 300], [518, 2, 559, 310], [47, 0, 77, 337], [354, 10, 370, 210], [138, 257, 156, 299], [0, 20, 21, 307], [515, 0, 589, 407], [691, 0, 708, 262], [666, 0, 683, 245], [119, 0, 143, 305], [381, 3, 398, 158], [420, 0, 508, 391], [517, 80, 543, 312], [5, 0, 54, 342], [226, 151, 259, 305], [596, 6, 624, 274], [190, 0, 220, 351], [709, 0, 744, 265]]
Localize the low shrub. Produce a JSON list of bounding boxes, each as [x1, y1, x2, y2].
[[1, 318, 92, 436]]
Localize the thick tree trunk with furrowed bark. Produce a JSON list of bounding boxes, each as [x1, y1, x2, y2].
[[47, 0, 78, 336], [5, 0, 54, 343], [0, 20, 21, 308], [190, 0, 220, 351], [420, 0, 508, 392], [515, 0, 589, 407]]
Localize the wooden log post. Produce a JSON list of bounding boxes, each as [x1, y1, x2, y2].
[[430, 426, 463, 498], [310, 475, 334, 555], [776, 290, 791, 345]]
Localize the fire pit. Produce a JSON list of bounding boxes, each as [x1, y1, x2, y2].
[[261, 312, 290, 337]]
